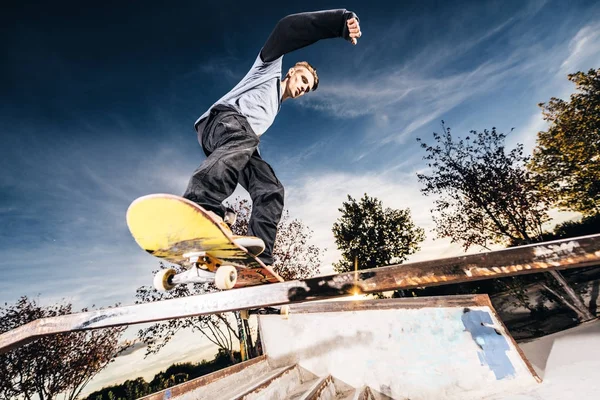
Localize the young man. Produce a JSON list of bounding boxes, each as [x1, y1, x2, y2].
[[183, 9, 362, 266]]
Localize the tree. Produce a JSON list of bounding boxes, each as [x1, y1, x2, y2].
[[417, 123, 550, 250], [509, 213, 600, 246], [135, 199, 323, 361], [417, 123, 593, 321], [530, 68, 600, 216], [332, 194, 425, 273], [123, 377, 150, 400], [272, 212, 322, 280], [0, 296, 128, 400], [551, 213, 600, 239]]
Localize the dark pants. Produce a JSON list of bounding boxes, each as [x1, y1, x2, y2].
[[183, 106, 284, 265]]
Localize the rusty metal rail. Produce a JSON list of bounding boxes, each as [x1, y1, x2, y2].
[[1, 234, 599, 354]]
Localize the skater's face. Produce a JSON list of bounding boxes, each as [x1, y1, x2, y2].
[[286, 66, 315, 99]]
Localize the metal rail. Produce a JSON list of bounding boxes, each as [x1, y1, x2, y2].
[[1, 234, 599, 354]]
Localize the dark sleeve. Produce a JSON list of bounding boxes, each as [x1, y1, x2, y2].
[[260, 9, 359, 63]]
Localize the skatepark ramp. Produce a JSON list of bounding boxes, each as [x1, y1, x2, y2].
[[137, 295, 541, 400]]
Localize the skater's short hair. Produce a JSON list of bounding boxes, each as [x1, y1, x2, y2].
[[294, 61, 319, 92]]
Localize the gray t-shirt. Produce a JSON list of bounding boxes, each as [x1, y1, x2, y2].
[[194, 9, 357, 138], [195, 54, 283, 137]]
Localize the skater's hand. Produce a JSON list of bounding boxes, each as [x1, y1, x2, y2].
[[347, 17, 362, 45]]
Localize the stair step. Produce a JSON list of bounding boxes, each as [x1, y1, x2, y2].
[[288, 375, 337, 400], [335, 389, 357, 400], [335, 386, 376, 400], [229, 364, 302, 400], [286, 377, 322, 399]]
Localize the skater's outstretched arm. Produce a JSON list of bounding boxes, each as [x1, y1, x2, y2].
[[260, 9, 361, 63]]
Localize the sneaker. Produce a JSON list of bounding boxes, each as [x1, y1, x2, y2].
[[206, 209, 263, 256], [232, 235, 265, 256]]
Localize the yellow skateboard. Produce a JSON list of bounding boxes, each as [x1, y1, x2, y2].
[[126, 193, 283, 291]]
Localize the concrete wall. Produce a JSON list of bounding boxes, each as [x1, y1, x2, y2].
[[258, 295, 539, 400]]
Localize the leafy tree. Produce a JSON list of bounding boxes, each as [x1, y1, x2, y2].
[[0, 296, 128, 400], [87, 377, 150, 400], [551, 213, 600, 238], [123, 377, 150, 400], [417, 123, 550, 250], [332, 194, 425, 273], [417, 123, 593, 321], [135, 199, 323, 361], [530, 68, 600, 216], [509, 213, 600, 246]]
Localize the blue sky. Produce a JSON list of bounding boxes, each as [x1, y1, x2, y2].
[[2, 0, 600, 392]]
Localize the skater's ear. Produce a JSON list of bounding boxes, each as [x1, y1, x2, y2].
[[286, 67, 296, 78]]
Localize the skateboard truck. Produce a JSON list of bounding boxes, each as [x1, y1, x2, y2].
[[239, 306, 290, 320], [183, 251, 221, 271], [154, 264, 238, 292], [154, 251, 237, 292]]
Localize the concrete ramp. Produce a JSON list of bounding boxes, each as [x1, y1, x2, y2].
[[258, 295, 540, 400], [136, 295, 541, 399]]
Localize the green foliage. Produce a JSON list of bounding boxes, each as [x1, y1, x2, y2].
[[530, 68, 600, 216], [417, 123, 550, 250], [332, 194, 425, 273], [85, 349, 240, 400], [552, 213, 600, 238], [509, 213, 600, 247]]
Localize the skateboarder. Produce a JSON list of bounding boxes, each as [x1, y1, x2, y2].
[[183, 9, 362, 267]]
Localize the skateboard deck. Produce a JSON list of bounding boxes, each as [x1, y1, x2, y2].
[[126, 193, 283, 290]]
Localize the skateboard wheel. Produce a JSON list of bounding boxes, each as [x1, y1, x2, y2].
[[240, 309, 249, 320], [215, 265, 237, 290], [154, 268, 177, 292]]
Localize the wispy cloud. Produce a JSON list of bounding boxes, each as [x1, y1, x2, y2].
[[560, 22, 600, 74], [302, 64, 507, 151], [0, 125, 194, 307], [292, 6, 600, 166], [510, 21, 600, 154]]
